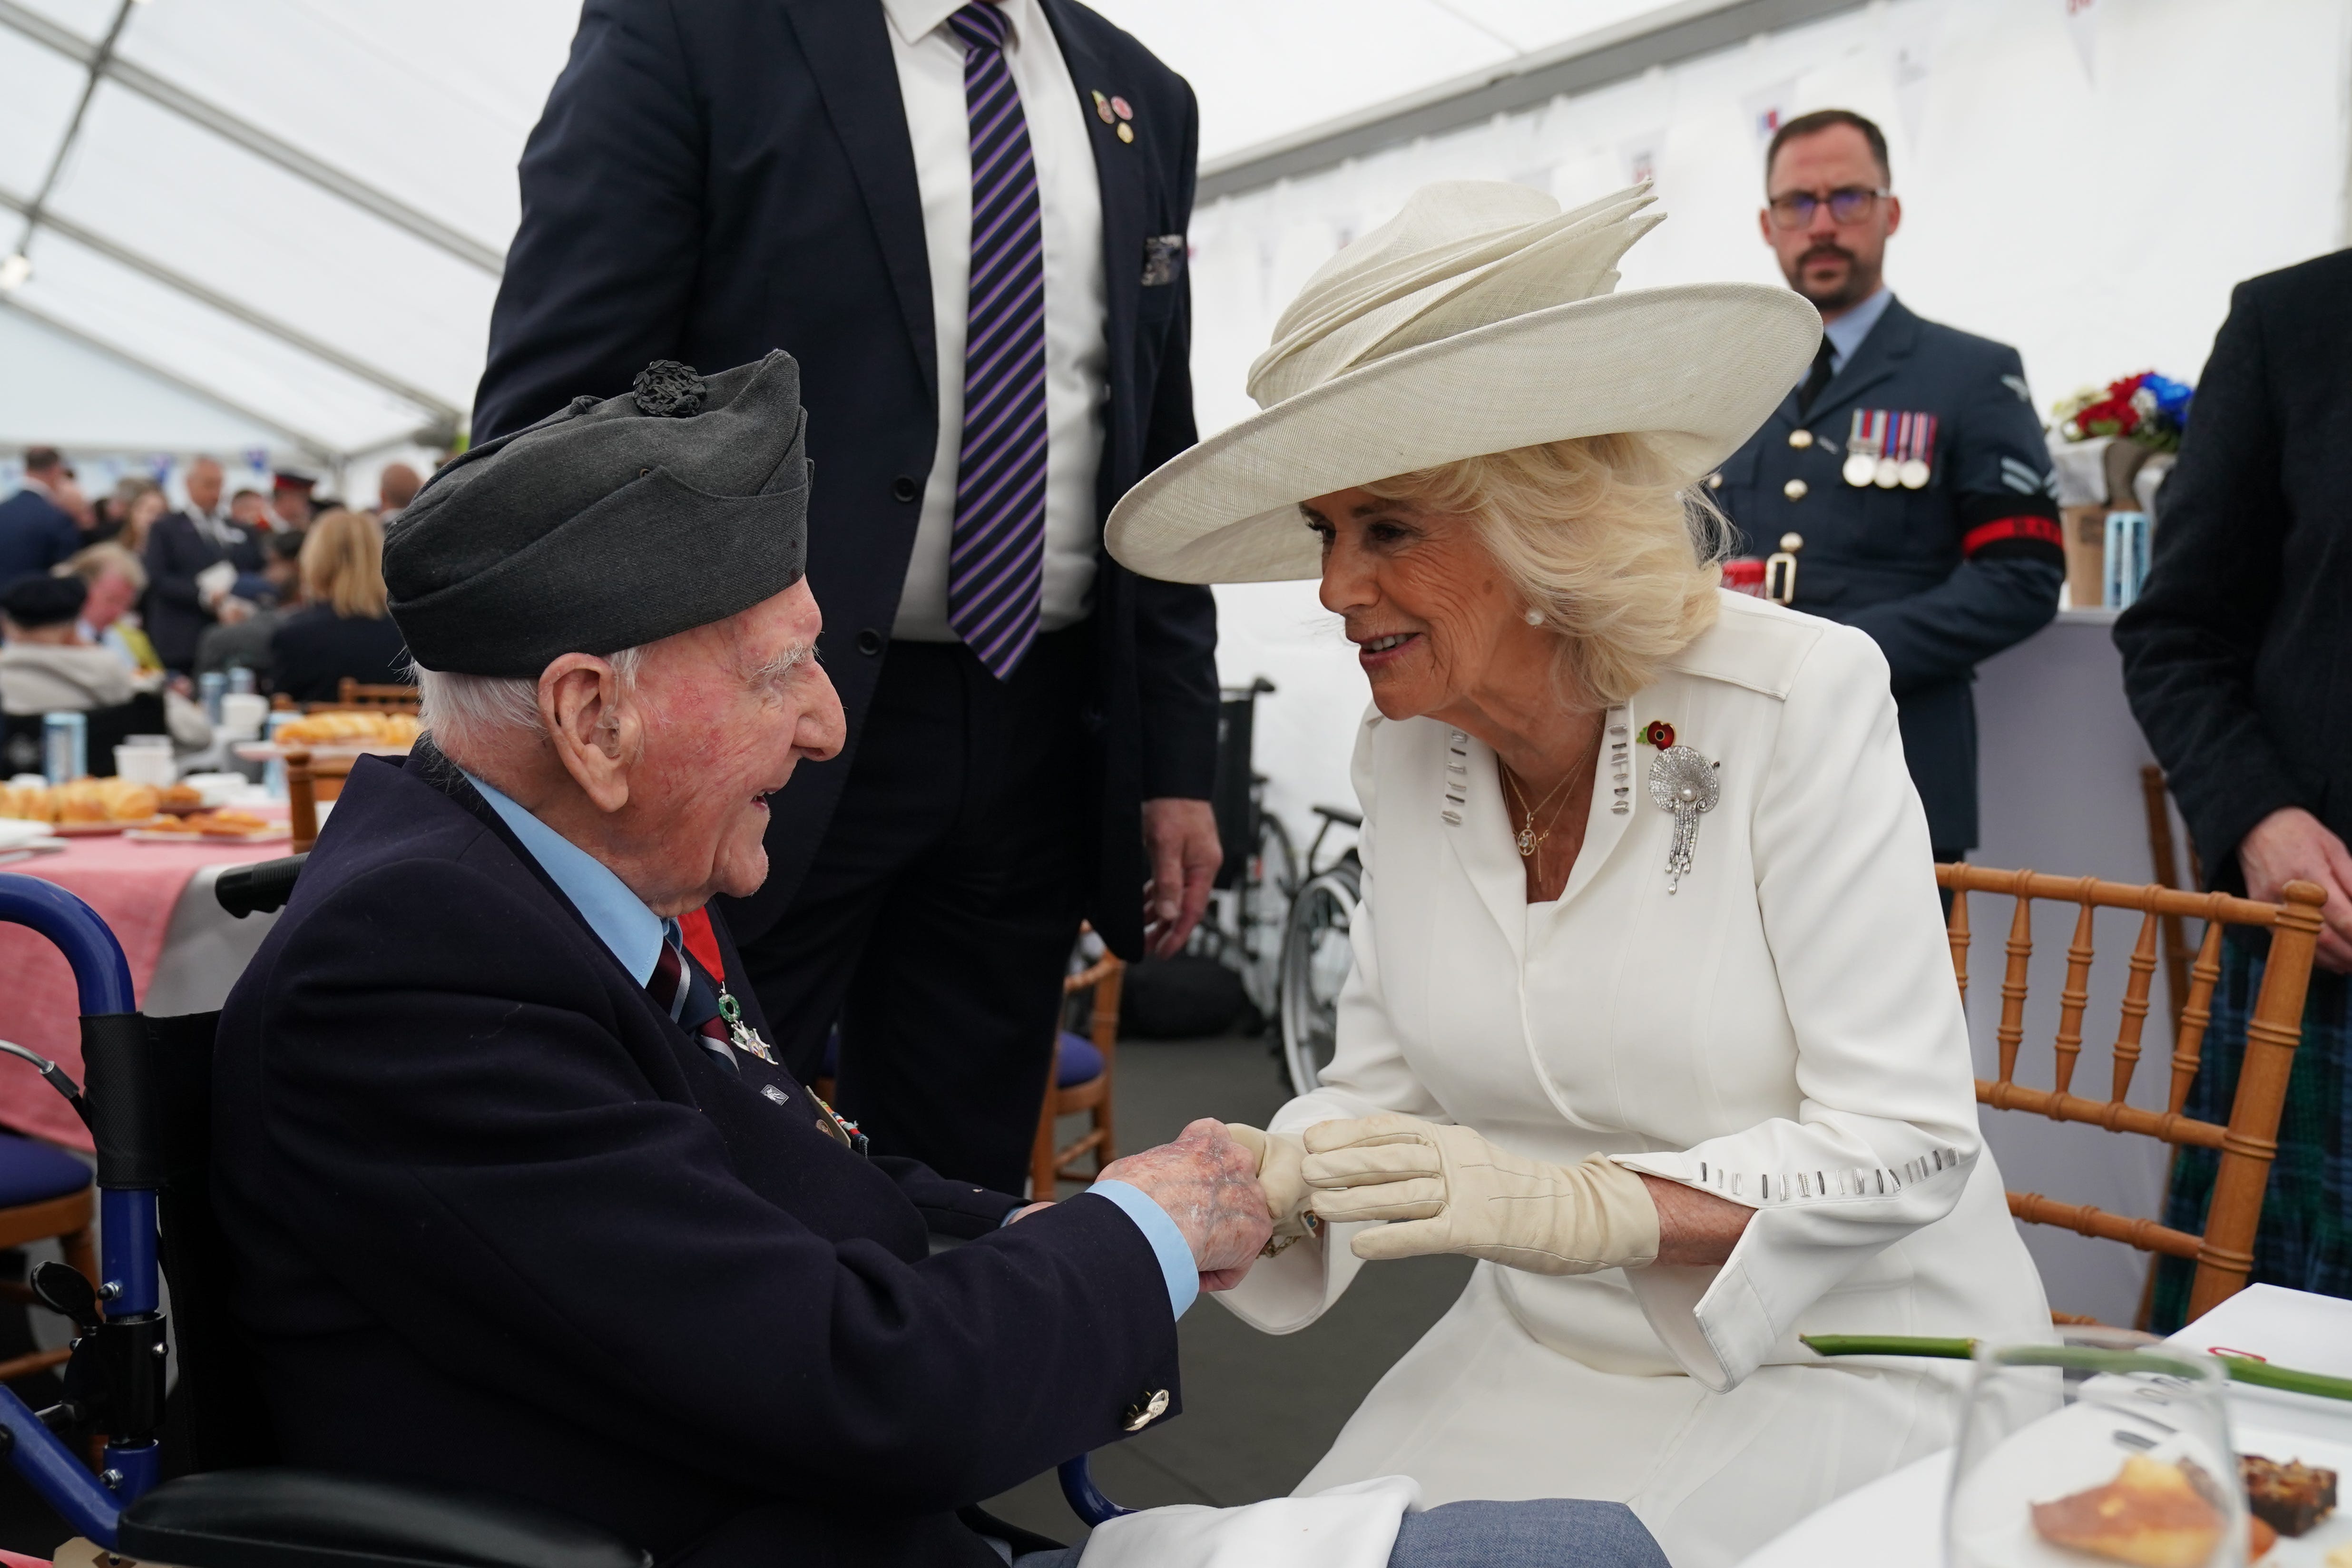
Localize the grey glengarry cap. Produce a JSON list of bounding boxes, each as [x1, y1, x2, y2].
[[384, 352, 810, 678]]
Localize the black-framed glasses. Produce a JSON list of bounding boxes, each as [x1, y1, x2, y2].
[[1766, 186, 1889, 228]]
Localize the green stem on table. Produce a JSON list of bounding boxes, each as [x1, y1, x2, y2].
[[1799, 1335, 2352, 1404], [1801, 1334, 1978, 1360], [2212, 1355, 2352, 1404]]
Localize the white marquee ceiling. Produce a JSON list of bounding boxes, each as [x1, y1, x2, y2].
[[0, 0, 1687, 461]]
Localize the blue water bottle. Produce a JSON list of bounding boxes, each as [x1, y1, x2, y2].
[[41, 711, 87, 784]]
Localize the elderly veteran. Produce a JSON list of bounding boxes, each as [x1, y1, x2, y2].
[[211, 353, 1265, 1568], [1108, 184, 2052, 1568], [212, 352, 1666, 1568]]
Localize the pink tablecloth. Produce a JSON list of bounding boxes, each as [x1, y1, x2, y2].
[[0, 830, 290, 1150]]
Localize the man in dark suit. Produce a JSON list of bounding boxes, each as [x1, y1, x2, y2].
[[0, 446, 84, 590], [219, 358, 1271, 1568], [1711, 109, 2063, 862], [144, 456, 264, 673], [2117, 248, 2352, 1322], [473, 0, 1223, 1194]]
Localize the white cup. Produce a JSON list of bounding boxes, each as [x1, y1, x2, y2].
[[114, 745, 178, 787], [219, 691, 270, 740]]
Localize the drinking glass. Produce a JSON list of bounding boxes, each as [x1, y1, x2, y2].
[[1947, 1335, 2245, 1568]]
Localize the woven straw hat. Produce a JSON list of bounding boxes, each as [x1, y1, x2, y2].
[[1105, 181, 1820, 584]]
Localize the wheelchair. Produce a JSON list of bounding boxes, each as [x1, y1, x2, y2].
[[0, 863, 1130, 1568], [1276, 805, 1361, 1098]]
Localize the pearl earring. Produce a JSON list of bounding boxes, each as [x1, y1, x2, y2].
[[1523, 608, 1544, 626]]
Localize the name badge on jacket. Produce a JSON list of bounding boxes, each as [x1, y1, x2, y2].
[[1142, 234, 1186, 287]]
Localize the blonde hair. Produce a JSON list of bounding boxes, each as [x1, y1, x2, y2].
[[1363, 434, 1730, 705], [300, 508, 389, 619], [58, 542, 147, 596]]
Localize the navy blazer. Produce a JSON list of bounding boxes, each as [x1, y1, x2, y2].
[[472, 0, 1218, 958], [0, 487, 81, 589], [1714, 296, 2064, 850], [2117, 249, 2352, 888], [212, 747, 1181, 1567], [143, 511, 264, 671]]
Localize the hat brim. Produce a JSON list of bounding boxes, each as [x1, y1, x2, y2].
[[1107, 282, 1819, 584]]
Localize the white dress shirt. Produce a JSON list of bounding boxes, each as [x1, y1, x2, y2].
[[880, 0, 1108, 641]]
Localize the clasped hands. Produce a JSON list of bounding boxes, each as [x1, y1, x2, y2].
[[1225, 1115, 1660, 1275]]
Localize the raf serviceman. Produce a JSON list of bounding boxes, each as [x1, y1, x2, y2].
[[1713, 108, 2063, 863]]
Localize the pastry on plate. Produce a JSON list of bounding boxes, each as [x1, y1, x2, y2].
[[2241, 1454, 2336, 1538], [2031, 1454, 2230, 1567]]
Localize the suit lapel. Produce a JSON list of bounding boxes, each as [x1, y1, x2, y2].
[[1803, 295, 1920, 428], [1040, 0, 1143, 516], [773, 0, 936, 398]]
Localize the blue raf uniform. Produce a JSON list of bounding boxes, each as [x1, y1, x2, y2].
[[1710, 291, 2064, 855]]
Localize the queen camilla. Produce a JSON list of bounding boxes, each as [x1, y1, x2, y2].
[[1107, 182, 2051, 1567]]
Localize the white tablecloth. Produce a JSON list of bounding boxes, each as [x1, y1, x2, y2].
[[1736, 1287, 2352, 1568]]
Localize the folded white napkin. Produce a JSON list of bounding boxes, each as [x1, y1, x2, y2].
[[1076, 1475, 1419, 1568]]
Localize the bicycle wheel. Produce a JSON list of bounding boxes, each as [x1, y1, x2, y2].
[[1279, 863, 1360, 1097], [1237, 812, 1298, 1016]]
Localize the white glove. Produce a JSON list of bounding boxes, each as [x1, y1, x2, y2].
[[1222, 1123, 1315, 1241], [1303, 1114, 1661, 1274]]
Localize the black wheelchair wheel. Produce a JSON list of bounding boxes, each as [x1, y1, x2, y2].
[[1278, 863, 1359, 1097]]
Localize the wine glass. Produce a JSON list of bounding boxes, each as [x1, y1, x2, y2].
[[1946, 1333, 2246, 1568]]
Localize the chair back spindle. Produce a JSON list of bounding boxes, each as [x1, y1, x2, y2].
[[1938, 863, 2325, 1319]]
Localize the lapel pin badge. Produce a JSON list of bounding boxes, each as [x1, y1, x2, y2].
[[1091, 89, 1115, 124], [1117, 121, 1135, 143], [1110, 95, 1133, 120]]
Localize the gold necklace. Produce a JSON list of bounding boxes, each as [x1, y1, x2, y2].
[[1500, 721, 1604, 862]]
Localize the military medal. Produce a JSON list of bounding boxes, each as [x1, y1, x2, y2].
[[1842, 410, 1882, 488], [1647, 745, 1720, 894], [715, 988, 777, 1065], [1898, 411, 1937, 489], [808, 1091, 870, 1156]]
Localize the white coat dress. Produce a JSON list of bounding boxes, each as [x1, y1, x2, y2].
[[1219, 592, 2050, 1568]]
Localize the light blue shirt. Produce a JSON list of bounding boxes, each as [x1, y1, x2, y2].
[[465, 770, 1198, 1319], [462, 772, 665, 985], [1823, 286, 1894, 374]]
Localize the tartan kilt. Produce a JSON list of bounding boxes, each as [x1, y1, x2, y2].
[[2151, 927, 2352, 1332]]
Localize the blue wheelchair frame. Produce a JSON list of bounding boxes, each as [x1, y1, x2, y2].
[[0, 869, 1130, 1557]]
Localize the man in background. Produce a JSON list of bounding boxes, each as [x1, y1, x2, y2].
[[2117, 246, 2352, 1322], [60, 543, 161, 673], [270, 470, 317, 532], [1711, 108, 2063, 865], [375, 462, 422, 520], [0, 446, 82, 589], [196, 531, 307, 681], [473, 0, 1223, 1194], [230, 487, 274, 535], [145, 455, 264, 673]]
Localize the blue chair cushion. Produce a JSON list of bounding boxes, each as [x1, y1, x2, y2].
[[0, 1133, 91, 1208], [1056, 1032, 1104, 1089]]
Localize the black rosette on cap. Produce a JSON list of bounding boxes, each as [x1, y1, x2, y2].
[[632, 359, 706, 418]]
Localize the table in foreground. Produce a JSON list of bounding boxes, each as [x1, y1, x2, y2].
[[1736, 1287, 2352, 1568]]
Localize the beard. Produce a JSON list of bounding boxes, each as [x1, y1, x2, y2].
[[1788, 243, 1876, 312]]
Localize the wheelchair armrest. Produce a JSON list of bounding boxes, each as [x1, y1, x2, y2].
[[117, 1469, 651, 1568]]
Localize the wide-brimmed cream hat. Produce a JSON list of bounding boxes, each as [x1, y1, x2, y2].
[[1105, 181, 1821, 584]]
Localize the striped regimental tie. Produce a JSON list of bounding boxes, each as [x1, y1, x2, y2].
[[945, 1, 1049, 681], [648, 917, 738, 1074]]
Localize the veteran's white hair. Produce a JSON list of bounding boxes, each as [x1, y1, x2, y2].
[[411, 646, 647, 757]]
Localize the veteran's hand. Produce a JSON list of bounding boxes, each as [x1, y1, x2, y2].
[[1303, 1114, 1659, 1275], [1099, 1118, 1273, 1289]]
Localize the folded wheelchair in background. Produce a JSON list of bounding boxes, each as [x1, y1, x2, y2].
[[0, 864, 1127, 1568]]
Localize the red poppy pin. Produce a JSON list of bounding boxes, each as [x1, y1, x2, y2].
[[1641, 719, 1676, 749], [1110, 96, 1134, 121]]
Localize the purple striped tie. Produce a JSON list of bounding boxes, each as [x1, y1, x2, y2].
[[945, 1, 1048, 681]]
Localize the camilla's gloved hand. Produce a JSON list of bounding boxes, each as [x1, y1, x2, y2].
[[1303, 1114, 1661, 1274], [1223, 1123, 1315, 1240]]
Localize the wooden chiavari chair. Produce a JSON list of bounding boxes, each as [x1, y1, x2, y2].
[[1030, 939, 1126, 1199], [1939, 863, 2325, 1322]]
